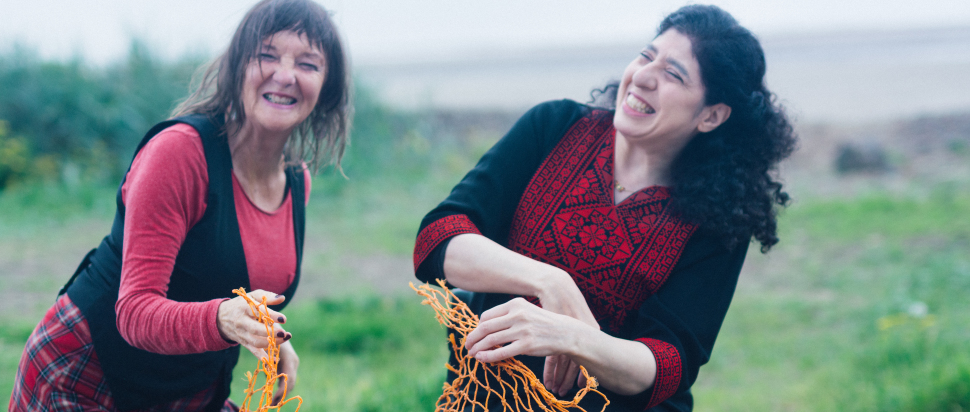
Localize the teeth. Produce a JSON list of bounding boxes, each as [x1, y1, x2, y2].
[[625, 94, 655, 114], [264, 94, 296, 105]]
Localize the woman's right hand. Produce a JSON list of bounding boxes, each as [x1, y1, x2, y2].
[[217, 290, 291, 360]]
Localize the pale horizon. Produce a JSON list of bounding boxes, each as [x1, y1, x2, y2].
[[3, 1, 970, 122], [2, 0, 970, 65]]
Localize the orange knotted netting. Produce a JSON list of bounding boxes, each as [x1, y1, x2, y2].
[[411, 280, 609, 412], [232, 288, 302, 412]]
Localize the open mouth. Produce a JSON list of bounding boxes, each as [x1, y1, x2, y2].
[[625, 94, 655, 114], [264, 93, 296, 105]]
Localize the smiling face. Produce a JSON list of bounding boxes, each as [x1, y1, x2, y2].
[[613, 29, 727, 150], [241, 30, 327, 137]]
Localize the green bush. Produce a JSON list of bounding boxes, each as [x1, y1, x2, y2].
[[0, 120, 30, 189], [0, 42, 199, 186], [0, 44, 440, 193]]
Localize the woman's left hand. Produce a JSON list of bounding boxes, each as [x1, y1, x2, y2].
[[272, 340, 300, 405], [544, 356, 583, 397], [465, 298, 589, 373]]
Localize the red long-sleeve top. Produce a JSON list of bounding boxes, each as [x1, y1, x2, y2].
[[113, 124, 311, 355]]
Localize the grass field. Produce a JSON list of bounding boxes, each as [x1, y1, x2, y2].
[[695, 191, 970, 411], [1, 161, 969, 411]]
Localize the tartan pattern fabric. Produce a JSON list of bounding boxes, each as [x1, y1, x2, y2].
[[10, 294, 237, 412]]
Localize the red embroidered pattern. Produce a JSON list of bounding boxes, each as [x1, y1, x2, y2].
[[508, 109, 696, 334], [637, 338, 682, 409], [413, 214, 481, 271]]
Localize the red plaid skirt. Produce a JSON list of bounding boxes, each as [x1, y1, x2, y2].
[[9, 294, 238, 412]]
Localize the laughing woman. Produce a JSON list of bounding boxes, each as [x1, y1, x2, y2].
[[10, 0, 350, 410], [413, 5, 796, 411]]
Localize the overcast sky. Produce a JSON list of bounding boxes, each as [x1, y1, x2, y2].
[[2, 0, 970, 65]]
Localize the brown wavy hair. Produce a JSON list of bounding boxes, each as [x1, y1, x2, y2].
[[173, 0, 352, 172]]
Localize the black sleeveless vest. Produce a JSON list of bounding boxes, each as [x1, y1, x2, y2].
[[61, 114, 305, 411]]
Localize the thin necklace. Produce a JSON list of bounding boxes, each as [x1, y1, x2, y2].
[[614, 180, 625, 192]]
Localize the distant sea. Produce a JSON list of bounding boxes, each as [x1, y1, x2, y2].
[[356, 26, 970, 124]]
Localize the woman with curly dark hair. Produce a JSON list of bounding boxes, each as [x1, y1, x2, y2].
[[413, 4, 795, 411]]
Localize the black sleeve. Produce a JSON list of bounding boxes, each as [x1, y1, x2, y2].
[[412, 100, 589, 283], [618, 231, 748, 411]]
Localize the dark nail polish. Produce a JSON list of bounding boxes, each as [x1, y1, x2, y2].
[[277, 331, 285, 338], [284, 333, 292, 341], [277, 316, 285, 323]]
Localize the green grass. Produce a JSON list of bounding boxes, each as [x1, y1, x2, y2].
[[693, 189, 970, 412], [2, 168, 970, 410], [306, 172, 459, 256], [0, 181, 115, 229], [229, 295, 447, 411], [306, 135, 490, 257], [781, 189, 970, 241], [0, 319, 40, 405]]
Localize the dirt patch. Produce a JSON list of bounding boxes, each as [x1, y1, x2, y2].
[[0, 219, 109, 320], [781, 111, 970, 199]]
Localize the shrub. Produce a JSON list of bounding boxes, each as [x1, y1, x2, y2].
[[0, 120, 30, 190]]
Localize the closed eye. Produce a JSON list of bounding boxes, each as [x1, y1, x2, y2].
[[258, 53, 277, 62], [667, 69, 684, 83], [299, 62, 320, 71]]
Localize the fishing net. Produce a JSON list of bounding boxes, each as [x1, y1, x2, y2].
[[411, 280, 610, 412], [233, 288, 302, 412]]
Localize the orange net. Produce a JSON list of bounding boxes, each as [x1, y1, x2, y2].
[[232, 288, 302, 412], [410, 280, 610, 412]]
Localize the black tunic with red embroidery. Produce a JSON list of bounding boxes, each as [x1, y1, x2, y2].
[[413, 100, 748, 412]]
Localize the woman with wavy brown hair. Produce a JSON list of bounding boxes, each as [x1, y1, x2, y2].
[[413, 5, 795, 411], [10, 0, 350, 410]]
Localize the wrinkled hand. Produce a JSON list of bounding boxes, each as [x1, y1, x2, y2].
[[543, 356, 583, 397], [466, 298, 579, 362], [536, 271, 598, 396], [217, 289, 291, 360], [272, 341, 300, 405], [466, 296, 595, 399]]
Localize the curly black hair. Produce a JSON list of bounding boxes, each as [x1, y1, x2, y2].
[[591, 5, 796, 252]]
